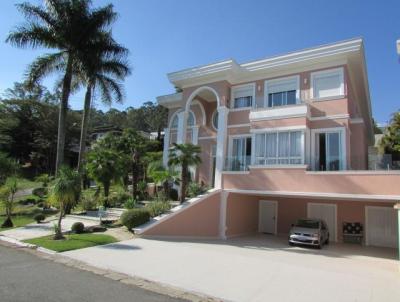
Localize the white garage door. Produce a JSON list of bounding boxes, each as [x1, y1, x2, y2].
[[366, 206, 398, 248], [308, 203, 337, 242]]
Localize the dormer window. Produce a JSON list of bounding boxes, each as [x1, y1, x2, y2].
[[264, 75, 300, 108], [231, 84, 255, 109]]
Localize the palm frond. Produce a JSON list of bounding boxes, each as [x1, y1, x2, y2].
[[25, 52, 66, 85], [6, 23, 58, 49]]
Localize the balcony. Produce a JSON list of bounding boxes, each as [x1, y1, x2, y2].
[[249, 103, 308, 121]]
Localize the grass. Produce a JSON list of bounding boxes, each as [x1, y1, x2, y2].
[[24, 233, 118, 252], [15, 177, 42, 190], [0, 215, 35, 230]]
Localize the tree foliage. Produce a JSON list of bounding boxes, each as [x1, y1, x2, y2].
[[168, 143, 201, 204], [380, 111, 400, 155]]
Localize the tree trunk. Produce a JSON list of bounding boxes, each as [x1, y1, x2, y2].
[[55, 57, 73, 175], [77, 84, 92, 172], [103, 181, 110, 208], [132, 163, 138, 200], [54, 205, 64, 240], [180, 164, 187, 204]]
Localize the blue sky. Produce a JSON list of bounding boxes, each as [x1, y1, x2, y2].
[[0, 0, 399, 124]]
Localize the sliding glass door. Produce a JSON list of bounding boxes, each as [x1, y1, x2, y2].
[[230, 136, 251, 171], [315, 131, 342, 171]]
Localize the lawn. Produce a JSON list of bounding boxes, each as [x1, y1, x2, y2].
[[15, 177, 42, 190], [0, 215, 35, 230], [24, 233, 118, 252]]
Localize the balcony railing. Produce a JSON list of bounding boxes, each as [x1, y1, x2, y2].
[[224, 156, 251, 172]]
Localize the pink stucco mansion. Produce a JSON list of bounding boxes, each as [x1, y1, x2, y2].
[[138, 38, 400, 253]]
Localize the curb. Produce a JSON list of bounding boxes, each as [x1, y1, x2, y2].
[[0, 234, 36, 249]]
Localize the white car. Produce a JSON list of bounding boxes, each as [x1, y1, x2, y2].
[[289, 219, 329, 249]]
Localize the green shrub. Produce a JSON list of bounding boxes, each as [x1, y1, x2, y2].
[[19, 197, 38, 205], [137, 180, 147, 200], [120, 209, 150, 230], [124, 198, 137, 209], [71, 222, 85, 234], [187, 182, 204, 198], [33, 213, 46, 223], [108, 191, 130, 207], [35, 174, 51, 187], [32, 187, 47, 198], [146, 201, 171, 218], [80, 195, 98, 211]]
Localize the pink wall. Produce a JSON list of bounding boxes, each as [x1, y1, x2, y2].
[[226, 194, 259, 237], [197, 140, 215, 186], [142, 192, 221, 238], [350, 123, 367, 169], [223, 168, 400, 196]]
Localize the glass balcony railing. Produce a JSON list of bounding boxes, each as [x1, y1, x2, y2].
[[224, 156, 251, 171]]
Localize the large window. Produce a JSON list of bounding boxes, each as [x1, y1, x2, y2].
[[264, 76, 300, 108], [231, 84, 255, 109], [311, 68, 344, 99], [228, 136, 252, 171], [255, 130, 303, 165], [313, 129, 344, 171]]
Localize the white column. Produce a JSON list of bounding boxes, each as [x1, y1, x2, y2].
[[176, 111, 186, 144], [192, 126, 199, 145], [162, 127, 170, 167], [214, 106, 228, 189], [219, 191, 228, 240]]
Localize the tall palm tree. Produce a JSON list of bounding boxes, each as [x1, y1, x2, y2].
[[6, 0, 119, 174], [50, 166, 81, 240], [168, 143, 201, 204], [76, 42, 130, 172]]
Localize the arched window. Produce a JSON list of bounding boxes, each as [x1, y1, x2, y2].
[[212, 110, 218, 130], [170, 111, 195, 129]]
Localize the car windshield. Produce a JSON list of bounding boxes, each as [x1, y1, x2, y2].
[[295, 219, 319, 229]]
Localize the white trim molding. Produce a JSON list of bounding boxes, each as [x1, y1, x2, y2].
[[227, 123, 251, 129], [162, 127, 170, 167], [349, 118, 364, 124], [308, 114, 349, 121], [219, 191, 229, 239], [250, 125, 307, 133], [250, 104, 308, 121]]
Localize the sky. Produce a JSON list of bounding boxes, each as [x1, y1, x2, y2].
[[0, 0, 399, 124]]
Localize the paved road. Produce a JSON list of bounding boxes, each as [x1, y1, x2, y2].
[[0, 245, 186, 302]]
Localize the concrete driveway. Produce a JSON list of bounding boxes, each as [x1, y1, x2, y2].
[[64, 235, 400, 302]]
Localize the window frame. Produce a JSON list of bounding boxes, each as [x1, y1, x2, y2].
[[263, 75, 300, 109], [230, 83, 256, 111], [252, 128, 305, 166], [310, 67, 345, 101], [228, 134, 252, 171]]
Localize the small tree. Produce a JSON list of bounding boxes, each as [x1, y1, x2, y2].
[[86, 146, 124, 207], [49, 167, 80, 240], [380, 111, 400, 155], [168, 143, 201, 204], [147, 161, 179, 201], [0, 177, 18, 228]]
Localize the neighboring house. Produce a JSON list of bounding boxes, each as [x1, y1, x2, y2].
[[90, 125, 122, 141], [141, 38, 400, 252]]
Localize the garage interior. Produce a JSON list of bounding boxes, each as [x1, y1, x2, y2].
[[225, 192, 399, 249]]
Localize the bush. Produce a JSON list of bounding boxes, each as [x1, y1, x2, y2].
[[108, 191, 130, 207], [33, 213, 46, 223], [19, 197, 38, 205], [124, 198, 137, 209], [169, 188, 178, 201], [80, 195, 98, 211], [146, 201, 171, 218], [32, 187, 47, 198], [71, 222, 85, 234], [120, 209, 150, 230], [187, 182, 204, 198]]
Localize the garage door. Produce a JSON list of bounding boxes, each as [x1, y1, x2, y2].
[[308, 203, 337, 242], [366, 206, 398, 248]]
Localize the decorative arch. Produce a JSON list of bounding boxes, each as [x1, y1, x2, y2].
[[185, 86, 220, 113], [192, 99, 206, 126]]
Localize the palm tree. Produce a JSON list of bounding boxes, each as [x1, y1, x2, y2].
[[6, 1, 120, 174], [86, 146, 125, 207], [76, 33, 130, 172], [168, 143, 201, 204], [49, 166, 81, 240]]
